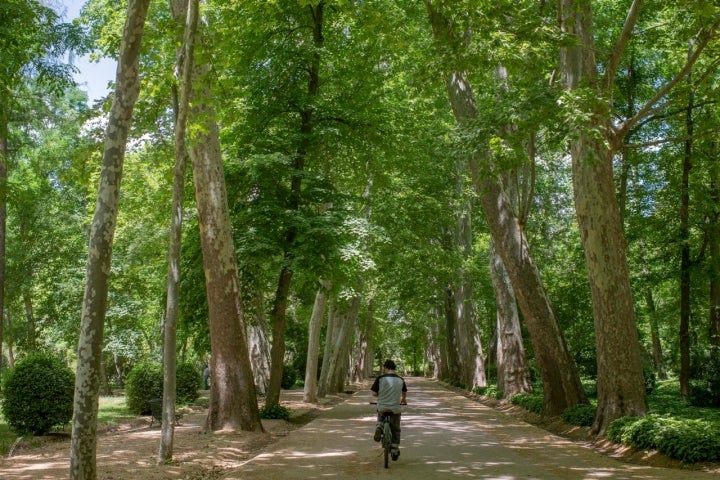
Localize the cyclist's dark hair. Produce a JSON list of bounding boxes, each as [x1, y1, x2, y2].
[[383, 359, 396, 370]]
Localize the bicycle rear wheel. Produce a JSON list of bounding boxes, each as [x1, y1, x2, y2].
[[382, 421, 392, 468]]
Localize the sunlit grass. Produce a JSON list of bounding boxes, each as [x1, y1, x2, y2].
[[0, 394, 134, 455]]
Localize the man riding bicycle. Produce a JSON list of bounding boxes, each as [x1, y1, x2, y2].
[[371, 359, 407, 461]]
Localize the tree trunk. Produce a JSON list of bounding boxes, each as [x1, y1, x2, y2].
[[425, 2, 586, 415], [69, 2, 150, 478], [266, 3, 324, 408], [453, 188, 486, 389], [559, 0, 647, 435], [248, 291, 271, 396], [159, 0, 196, 464], [187, 12, 262, 433], [304, 280, 330, 403], [490, 241, 532, 399], [0, 103, 7, 383], [644, 287, 667, 380], [319, 294, 359, 396], [710, 140, 720, 347], [318, 299, 336, 397]]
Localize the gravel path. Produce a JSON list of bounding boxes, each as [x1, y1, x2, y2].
[[221, 378, 716, 480]]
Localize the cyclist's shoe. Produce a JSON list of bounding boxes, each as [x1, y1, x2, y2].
[[373, 426, 382, 442], [391, 448, 400, 461]]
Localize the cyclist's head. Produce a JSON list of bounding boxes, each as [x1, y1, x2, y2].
[[383, 359, 396, 371]]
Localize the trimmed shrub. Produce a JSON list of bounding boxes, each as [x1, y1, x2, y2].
[[260, 404, 291, 420], [125, 362, 162, 415], [176, 362, 200, 404], [1, 352, 74, 435], [510, 393, 544, 414], [561, 404, 596, 427]]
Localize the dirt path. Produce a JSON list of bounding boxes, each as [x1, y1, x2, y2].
[[0, 379, 717, 479], [222, 378, 717, 480]]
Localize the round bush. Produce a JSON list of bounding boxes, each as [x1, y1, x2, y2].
[[1, 352, 75, 435], [125, 362, 162, 415], [176, 362, 200, 404]]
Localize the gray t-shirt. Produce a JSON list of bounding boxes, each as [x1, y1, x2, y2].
[[371, 373, 407, 413]]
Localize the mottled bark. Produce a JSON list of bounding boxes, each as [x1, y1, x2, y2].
[[319, 294, 359, 396], [70, 1, 150, 478], [453, 190, 486, 389], [559, 0, 647, 434], [248, 292, 271, 395], [188, 12, 261, 433], [490, 241, 532, 399], [159, 0, 196, 464], [304, 280, 330, 403], [425, 2, 586, 415]]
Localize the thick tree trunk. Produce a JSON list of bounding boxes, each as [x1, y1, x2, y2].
[[318, 300, 336, 398], [425, 2, 586, 415], [304, 280, 330, 403], [159, 0, 196, 464], [69, 2, 150, 478], [187, 13, 262, 434], [559, 0, 647, 435]]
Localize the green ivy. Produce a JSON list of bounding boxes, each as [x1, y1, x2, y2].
[[260, 404, 291, 420], [510, 393, 544, 414], [561, 403, 596, 427]]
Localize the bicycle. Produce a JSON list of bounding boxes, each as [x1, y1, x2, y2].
[[370, 402, 404, 468]]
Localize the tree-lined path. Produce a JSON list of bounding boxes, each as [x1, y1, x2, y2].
[[222, 379, 714, 480]]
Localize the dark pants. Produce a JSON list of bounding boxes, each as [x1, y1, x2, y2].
[[376, 412, 402, 447]]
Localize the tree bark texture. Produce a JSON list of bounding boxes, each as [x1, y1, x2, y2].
[[453, 188, 486, 389], [559, 0, 648, 434], [490, 241, 532, 399], [710, 141, 720, 347], [319, 294, 359, 396], [159, 0, 196, 464], [187, 11, 262, 433], [248, 292, 271, 395], [304, 280, 330, 403], [70, 1, 150, 478], [425, 1, 586, 415]]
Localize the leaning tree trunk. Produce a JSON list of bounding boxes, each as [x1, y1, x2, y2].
[[425, 2, 586, 415], [559, 0, 647, 435], [188, 10, 262, 433], [69, 2, 150, 478], [159, 0, 197, 464]]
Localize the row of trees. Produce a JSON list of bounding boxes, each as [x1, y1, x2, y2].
[[1, 0, 719, 478]]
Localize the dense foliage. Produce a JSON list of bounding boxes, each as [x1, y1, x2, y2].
[[0, 353, 74, 435], [124, 362, 200, 414]]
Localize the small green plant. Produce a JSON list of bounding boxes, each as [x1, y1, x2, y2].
[[473, 385, 502, 399], [510, 393, 544, 414], [561, 404, 596, 427], [260, 404, 291, 420], [1, 352, 74, 435]]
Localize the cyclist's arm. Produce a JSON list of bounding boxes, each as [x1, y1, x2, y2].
[[400, 392, 406, 404]]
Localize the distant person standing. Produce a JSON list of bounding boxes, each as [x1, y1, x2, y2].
[[203, 365, 210, 389], [371, 359, 407, 461]]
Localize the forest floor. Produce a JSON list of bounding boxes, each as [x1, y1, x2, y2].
[[1, 379, 718, 480]]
